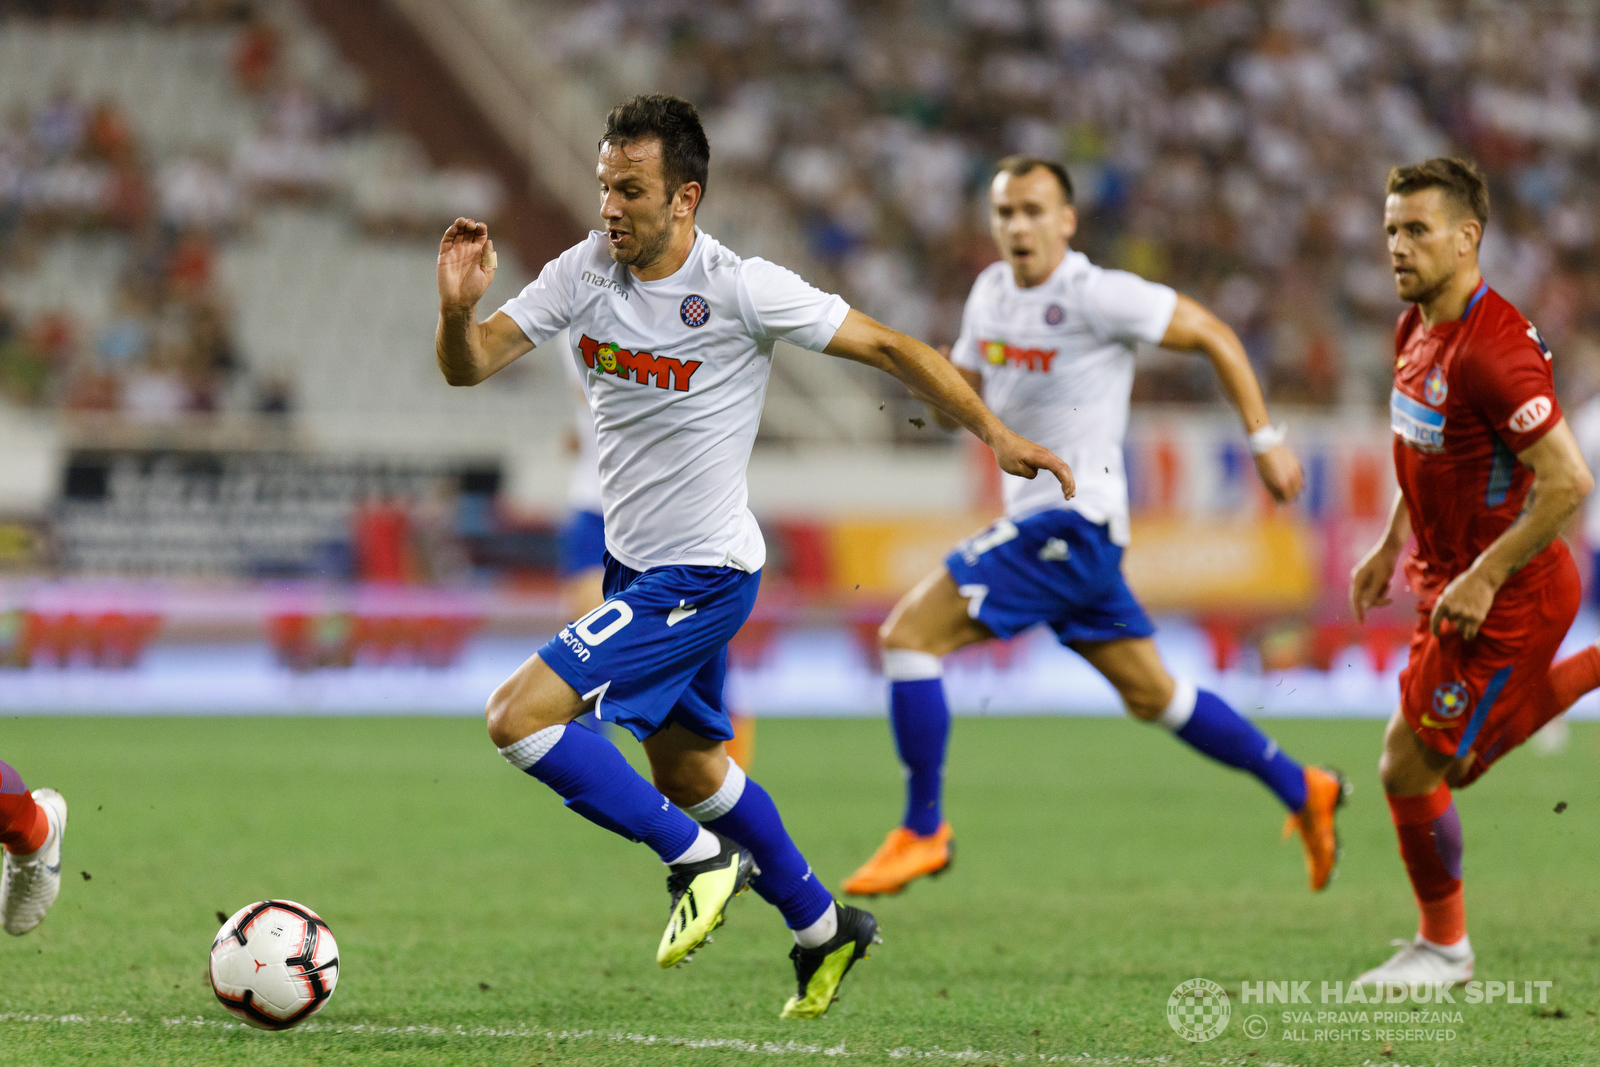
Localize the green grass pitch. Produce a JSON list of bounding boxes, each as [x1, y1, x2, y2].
[[2, 714, 1597, 1065]]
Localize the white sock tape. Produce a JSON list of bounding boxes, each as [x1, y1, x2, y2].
[[683, 761, 747, 823], [499, 724, 566, 769], [1155, 678, 1198, 731], [882, 648, 943, 681]]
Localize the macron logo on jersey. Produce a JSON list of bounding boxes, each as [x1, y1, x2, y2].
[[1508, 396, 1553, 435], [980, 339, 1056, 372], [578, 334, 703, 392]]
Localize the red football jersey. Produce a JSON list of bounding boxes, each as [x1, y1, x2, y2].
[[1391, 282, 1563, 606]]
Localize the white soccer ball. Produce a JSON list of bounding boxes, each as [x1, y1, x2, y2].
[[209, 900, 340, 1030]]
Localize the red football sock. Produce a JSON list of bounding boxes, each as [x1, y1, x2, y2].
[[1549, 645, 1600, 713], [1388, 784, 1465, 946], [0, 790, 48, 855]]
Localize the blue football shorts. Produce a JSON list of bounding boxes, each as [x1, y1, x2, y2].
[[537, 553, 760, 742], [558, 509, 607, 577], [943, 508, 1155, 645]]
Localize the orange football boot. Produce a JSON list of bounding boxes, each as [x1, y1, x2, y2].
[[1283, 766, 1349, 891], [841, 823, 953, 896]]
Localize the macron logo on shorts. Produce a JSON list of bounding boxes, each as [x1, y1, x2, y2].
[[667, 600, 698, 627], [1507, 396, 1552, 435]]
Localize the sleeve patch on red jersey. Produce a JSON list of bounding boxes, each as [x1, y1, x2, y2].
[[1507, 396, 1553, 435]]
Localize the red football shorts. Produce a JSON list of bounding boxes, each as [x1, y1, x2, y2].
[[1398, 545, 1581, 784]]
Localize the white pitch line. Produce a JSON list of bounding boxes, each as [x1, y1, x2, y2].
[[7, 1013, 1463, 1067]]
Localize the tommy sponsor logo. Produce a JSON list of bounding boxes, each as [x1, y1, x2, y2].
[[578, 334, 702, 392], [980, 339, 1056, 372], [581, 270, 628, 299], [1508, 396, 1553, 435]]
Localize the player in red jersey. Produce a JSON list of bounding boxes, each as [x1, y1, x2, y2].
[[1350, 158, 1600, 986]]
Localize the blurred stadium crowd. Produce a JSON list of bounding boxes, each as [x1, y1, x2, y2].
[[5, 0, 1600, 421], [0, 0, 502, 422], [538, 0, 1600, 408]]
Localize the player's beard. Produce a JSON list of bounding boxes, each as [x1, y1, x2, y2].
[[609, 205, 674, 270], [1397, 263, 1452, 307]]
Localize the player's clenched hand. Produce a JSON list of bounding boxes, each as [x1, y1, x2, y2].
[[992, 430, 1075, 501], [439, 217, 496, 309], [1349, 542, 1399, 624], [1429, 568, 1496, 641], [1254, 445, 1304, 504]]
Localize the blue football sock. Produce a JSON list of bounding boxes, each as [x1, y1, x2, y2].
[[884, 650, 950, 836], [1160, 683, 1307, 811], [690, 764, 834, 931], [500, 724, 700, 863]]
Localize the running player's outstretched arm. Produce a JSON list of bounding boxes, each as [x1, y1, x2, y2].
[[436, 217, 535, 386], [1430, 420, 1593, 639], [1161, 294, 1303, 504], [1351, 490, 1413, 624], [825, 309, 1075, 499]]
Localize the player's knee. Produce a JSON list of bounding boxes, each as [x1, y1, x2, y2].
[[878, 615, 927, 653], [1122, 694, 1165, 722], [651, 762, 720, 809], [484, 677, 529, 749], [1118, 677, 1174, 722], [1377, 750, 1414, 795]]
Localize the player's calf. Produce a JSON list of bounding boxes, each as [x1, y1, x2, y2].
[[678, 759, 845, 963], [1094, 655, 1345, 889]]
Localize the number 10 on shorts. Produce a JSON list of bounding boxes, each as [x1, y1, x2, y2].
[[557, 600, 634, 662]]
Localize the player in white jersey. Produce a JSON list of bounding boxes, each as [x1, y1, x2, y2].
[[558, 350, 608, 615], [435, 97, 1071, 1018], [559, 344, 757, 764], [842, 157, 1349, 899]]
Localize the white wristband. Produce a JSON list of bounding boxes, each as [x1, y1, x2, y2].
[[1248, 424, 1287, 455]]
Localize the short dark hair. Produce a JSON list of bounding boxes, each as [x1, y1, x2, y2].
[[601, 94, 711, 205], [994, 155, 1074, 205], [1386, 157, 1489, 232]]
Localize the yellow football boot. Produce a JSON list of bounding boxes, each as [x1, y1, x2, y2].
[[656, 834, 754, 967], [780, 904, 880, 1019]]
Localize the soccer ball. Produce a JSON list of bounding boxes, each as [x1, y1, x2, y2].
[[209, 900, 340, 1030]]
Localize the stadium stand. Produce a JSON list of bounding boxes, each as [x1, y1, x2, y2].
[[495, 0, 1600, 410]]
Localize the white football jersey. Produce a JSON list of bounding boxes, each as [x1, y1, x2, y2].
[[951, 251, 1176, 545], [500, 229, 849, 571], [561, 349, 603, 514]]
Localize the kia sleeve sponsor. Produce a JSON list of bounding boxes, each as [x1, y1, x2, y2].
[[1507, 396, 1552, 436], [1460, 324, 1563, 451]]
